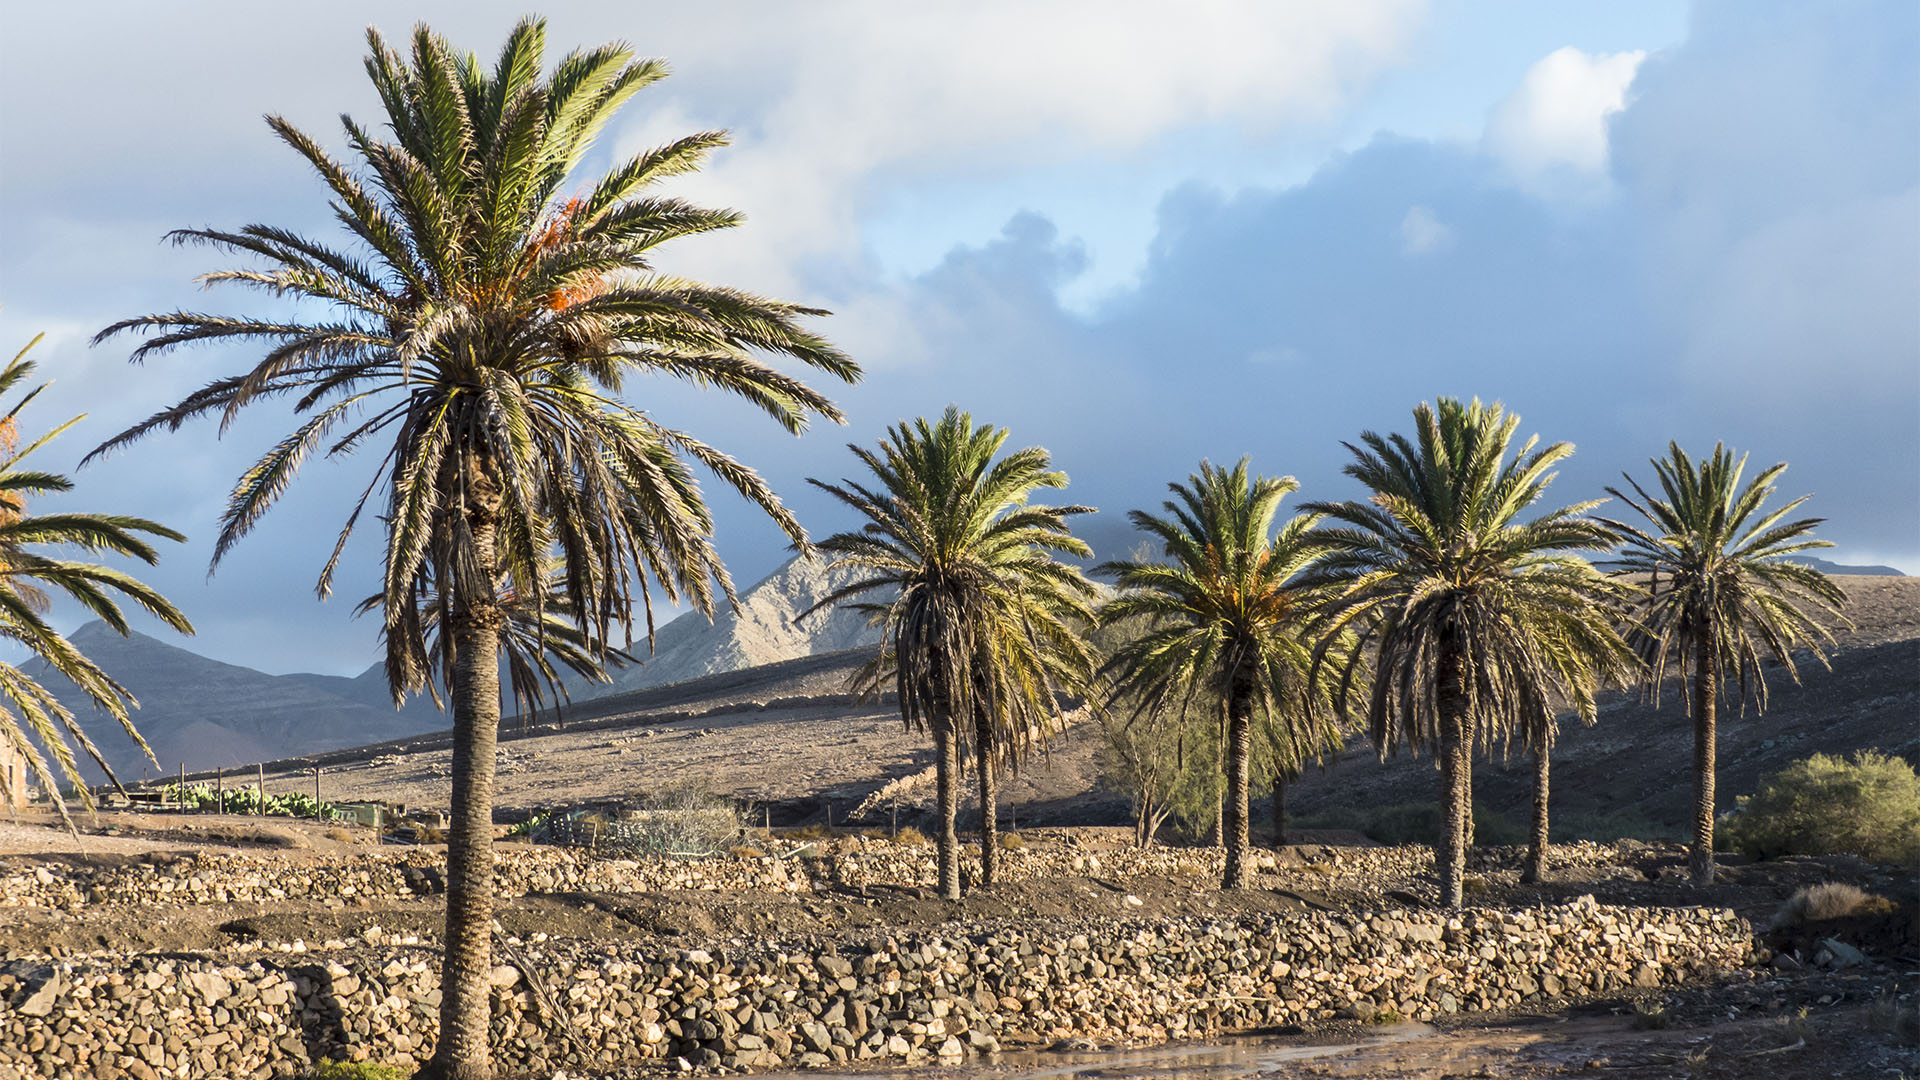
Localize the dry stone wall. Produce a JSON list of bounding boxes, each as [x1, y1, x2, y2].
[[0, 897, 1753, 1079], [0, 840, 1637, 911]]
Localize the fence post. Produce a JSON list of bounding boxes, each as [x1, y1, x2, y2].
[[215, 768, 223, 814], [178, 763, 186, 809], [257, 763, 265, 817], [313, 767, 322, 818]]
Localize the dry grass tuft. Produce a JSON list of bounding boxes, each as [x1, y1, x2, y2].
[[998, 832, 1026, 850], [1866, 994, 1920, 1046], [892, 825, 929, 846], [1777, 882, 1893, 924]]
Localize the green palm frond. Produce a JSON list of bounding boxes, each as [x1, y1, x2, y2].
[[806, 407, 1098, 765], [1599, 442, 1847, 712], [93, 18, 859, 705], [1098, 458, 1351, 780], [1303, 398, 1640, 759], [0, 337, 193, 828]]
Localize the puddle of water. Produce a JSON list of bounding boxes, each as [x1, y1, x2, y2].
[[754, 1023, 1436, 1080]]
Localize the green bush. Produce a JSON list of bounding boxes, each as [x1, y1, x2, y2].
[[307, 1060, 412, 1080], [1721, 750, 1920, 867], [162, 782, 337, 819]]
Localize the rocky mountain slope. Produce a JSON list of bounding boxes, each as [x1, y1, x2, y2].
[[27, 623, 445, 782], [26, 554, 880, 781], [565, 555, 882, 700]]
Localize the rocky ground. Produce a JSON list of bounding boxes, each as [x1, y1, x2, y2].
[[1, 814, 1915, 1078]]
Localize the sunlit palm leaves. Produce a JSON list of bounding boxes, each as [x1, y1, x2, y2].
[[1600, 442, 1845, 883], [806, 407, 1097, 896], [0, 335, 192, 827], [91, 19, 858, 695], [1098, 458, 1346, 888], [1305, 399, 1637, 906]]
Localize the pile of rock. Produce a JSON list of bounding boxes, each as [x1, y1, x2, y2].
[[0, 839, 1658, 913], [0, 896, 1754, 1079]]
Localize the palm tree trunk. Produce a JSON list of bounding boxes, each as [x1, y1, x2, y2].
[[935, 721, 961, 900], [425, 461, 505, 1080], [1523, 746, 1550, 884], [1222, 674, 1254, 889], [1690, 628, 1719, 886], [975, 718, 999, 887], [1436, 647, 1471, 909], [1271, 774, 1288, 848]]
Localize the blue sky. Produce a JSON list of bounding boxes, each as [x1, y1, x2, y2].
[[0, 1, 1914, 676]]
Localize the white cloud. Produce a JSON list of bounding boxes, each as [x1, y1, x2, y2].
[[1484, 46, 1644, 184], [609, 1, 1426, 293], [1399, 205, 1453, 255]]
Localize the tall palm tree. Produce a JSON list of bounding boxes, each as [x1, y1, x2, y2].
[[805, 407, 1097, 898], [1600, 443, 1844, 885], [90, 22, 856, 1079], [1098, 459, 1340, 889], [0, 335, 193, 826], [1306, 400, 1638, 908]]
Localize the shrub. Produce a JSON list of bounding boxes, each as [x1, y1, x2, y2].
[[997, 832, 1026, 850], [1721, 751, 1920, 867], [892, 825, 929, 846], [307, 1061, 411, 1080], [728, 846, 767, 859], [1776, 882, 1895, 925]]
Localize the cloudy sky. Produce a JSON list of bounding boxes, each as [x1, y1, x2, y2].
[[1, 0, 1915, 677]]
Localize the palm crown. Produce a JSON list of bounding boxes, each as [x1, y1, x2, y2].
[[1098, 460, 1340, 773], [1306, 399, 1636, 751], [0, 336, 192, 823], [91, 19, 858, 695], [1601, 442, 1845, 706]]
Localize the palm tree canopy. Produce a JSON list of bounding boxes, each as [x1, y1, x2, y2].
[[805, 407, 1098, 762], [0, 335, 193, 824], [1097, 458, 1346, 776], [1600, 442, 1846, 709], [90, 18, 858, 701], [1305, 398, 1639, 757]]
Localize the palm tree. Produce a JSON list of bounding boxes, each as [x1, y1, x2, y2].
[[1306, 399, 1638, 908], [1601, 443, 1845, 886], [0, 335, 193, 826], [1098, 459, 1340, 889], [91, 22, 856, 1079], [805, 407, 1097, 898]]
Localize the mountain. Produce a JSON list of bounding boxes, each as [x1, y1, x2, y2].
[[566, 555, 884, 701], [1785, 556, 1906, 576], [27, 623, 445, 781], [21, 555, 883, 780]]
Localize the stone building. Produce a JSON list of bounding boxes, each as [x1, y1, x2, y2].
[[0, 740, 27, 810]]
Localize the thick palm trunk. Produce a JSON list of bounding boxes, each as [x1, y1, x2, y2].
[[1222, 676, 1254, 889], [425, 463, 505, 1080], [934, 722, 961, 900], [1523, 747, 1550, 884], [1436, 647, 1471, 909], [1271, 774, 1288, 848], [975, 719, 999, 887], [1690, 629, 1719, 886]]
